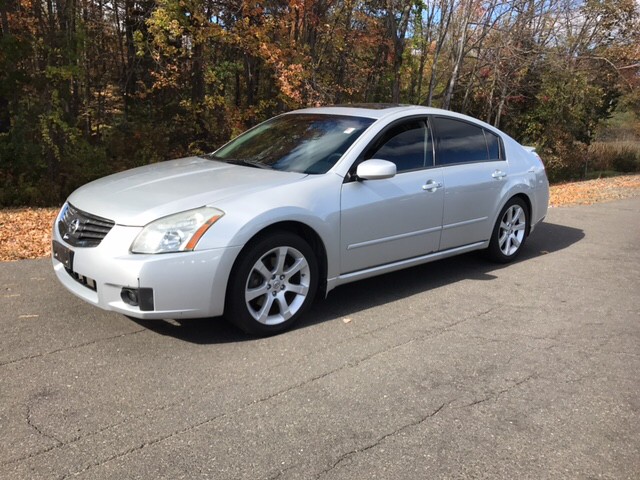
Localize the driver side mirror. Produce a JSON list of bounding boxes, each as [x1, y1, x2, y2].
[[356, 159, 397, 180]]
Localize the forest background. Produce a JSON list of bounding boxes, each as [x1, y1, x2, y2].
[[1, 0, 639, 206]]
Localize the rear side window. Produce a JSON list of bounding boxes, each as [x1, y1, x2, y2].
[[433, 117, 503, 166], [364, 120, 431, 172]]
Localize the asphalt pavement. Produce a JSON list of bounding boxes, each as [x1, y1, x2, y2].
[[1, 197, 639, 479]]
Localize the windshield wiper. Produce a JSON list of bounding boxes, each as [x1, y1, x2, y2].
[[241, 159, 272, 170], [201, 155, 271, 170]]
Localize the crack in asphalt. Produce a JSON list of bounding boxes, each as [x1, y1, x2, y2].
[[266, 463, 298, 480], [0, 398, 186, 468], [2, 320, 430, 469], [59, 332, 438, 477], [2, 395, 68, 468], [0, 329, 147, 368], [600, 350, 640, 358], [59, 361, 383, 479], [26, 403, 64, 446], [456, 374, 538, 408], [58, 410, 231, 480], [314, 403, 447, 479], [465, 332, 634, 360], [465, 334, 561, 353], [4, 306, 497, 477], [3, 304, 492, 463]]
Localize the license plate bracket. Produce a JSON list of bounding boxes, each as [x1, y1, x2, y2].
[[52, 240, 74, 270]]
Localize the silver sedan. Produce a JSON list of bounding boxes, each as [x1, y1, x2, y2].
[[52, 105, 549, 335]]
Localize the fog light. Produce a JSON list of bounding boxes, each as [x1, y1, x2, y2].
[[121, 287, 154, 311], [121, 288, 139, 306]]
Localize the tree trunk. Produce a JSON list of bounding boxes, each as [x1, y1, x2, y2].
[[426, 0, 454, 106], [443, 0, 470, 110], [0, 0, 10, 36], [245, 55, 256, 106], [494, 81, 508, 127], [0, 0, 12, 132], [388, 0, 412, 103], [124, 0, 137, 114], [191, 42, 205, 103]]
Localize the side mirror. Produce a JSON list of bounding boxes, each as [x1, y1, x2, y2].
[[356, 159, 397, 180]]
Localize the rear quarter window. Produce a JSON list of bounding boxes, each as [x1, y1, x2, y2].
[[485, 130, 502, 160]]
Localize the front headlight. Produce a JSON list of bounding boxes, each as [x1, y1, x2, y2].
[[131, 207, 224, 254]]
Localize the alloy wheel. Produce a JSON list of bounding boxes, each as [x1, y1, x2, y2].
[[498, 204, 526, 256], [244, 246, 311, 325]]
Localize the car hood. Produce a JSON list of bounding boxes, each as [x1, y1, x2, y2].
[[67, 157, 307, 225]]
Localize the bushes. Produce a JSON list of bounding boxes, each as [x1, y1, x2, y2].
[[537, 140, 640, 182], [0, 99, 246, 207], [588, 141, 640, 175]]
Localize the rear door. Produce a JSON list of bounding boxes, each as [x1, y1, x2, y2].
[[432, 116, 508, 251]]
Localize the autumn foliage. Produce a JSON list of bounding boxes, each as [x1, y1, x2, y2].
[[1, 0, 639, 206]]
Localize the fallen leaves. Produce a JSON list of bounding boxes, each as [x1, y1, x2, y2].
[[0, 208, 59, 262], [0, 174, 638, 262], [549, 174, 640, 207]]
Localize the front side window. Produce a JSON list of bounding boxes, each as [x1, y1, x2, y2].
[[364, 120, 431, 172], [208, 114, 374, 174], [433, 117, 502, 166]]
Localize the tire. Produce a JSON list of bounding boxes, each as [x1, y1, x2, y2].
[[487, 197, 529, 263], [226, 232, 319, 336]]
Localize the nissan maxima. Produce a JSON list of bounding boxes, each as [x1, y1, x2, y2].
[[52, 105, 549, 335]]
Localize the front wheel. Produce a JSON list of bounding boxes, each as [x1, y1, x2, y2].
[[226, 232, 318, 336], [487, 197, 529, 263]]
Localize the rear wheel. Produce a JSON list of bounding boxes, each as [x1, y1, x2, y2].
[[226, 232, 318, 335], [487, 197, 529, 263]]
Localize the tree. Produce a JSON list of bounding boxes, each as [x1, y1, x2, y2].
[[1, 0, 638, 205]]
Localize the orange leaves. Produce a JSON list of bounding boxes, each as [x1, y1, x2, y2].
[[549, 175, 640, 207], [0, 208, 59, 262], [257, 40, 311, 106], [276, 63, 308, 105]]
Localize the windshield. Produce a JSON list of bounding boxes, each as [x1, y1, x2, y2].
[[208, 114, 375, 174]]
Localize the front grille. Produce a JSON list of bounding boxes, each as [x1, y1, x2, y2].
[[58, 203, 115, 247]]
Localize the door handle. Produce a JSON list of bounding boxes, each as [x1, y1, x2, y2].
[[492, 170, 507, 179], [422, 180, 442, 192]]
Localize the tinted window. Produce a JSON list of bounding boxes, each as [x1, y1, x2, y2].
[[434, 117, 490, 166], [209, 114, 374, 174], [365, 120, 430, 172], [485, 130, 501, 160]]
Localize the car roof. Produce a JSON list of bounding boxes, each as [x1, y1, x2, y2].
[[289, 104, 464, 120], [288, 104, 507, 137]]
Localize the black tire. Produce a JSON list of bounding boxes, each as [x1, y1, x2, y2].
[[225, 232, 319, 336], [487, 197, 530, 263]]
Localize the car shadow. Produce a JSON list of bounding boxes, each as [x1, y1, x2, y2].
[[130, 221, 584, 344]]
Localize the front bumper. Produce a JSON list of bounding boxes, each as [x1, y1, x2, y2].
[[52, 219, 241, 319]]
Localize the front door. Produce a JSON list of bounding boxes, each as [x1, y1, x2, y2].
[[340, 118, 444, 274]]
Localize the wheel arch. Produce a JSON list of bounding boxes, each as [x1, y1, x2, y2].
[[494, 187, 533, 235], [510, 192, 533, 235], [225, 220, 329, 310], [486, 192, 532, 263]]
